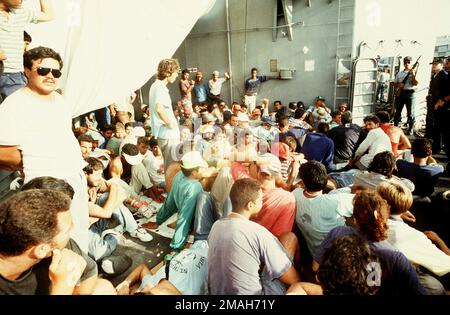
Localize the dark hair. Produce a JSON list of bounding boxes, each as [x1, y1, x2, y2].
[[375, 111, 390, 124], [288, 102, 297, 111], [100, 124, 115, 133], [363, 115, 380, 125], [341, 111, 352, 124], [278, 116, 290, 129], [353, 190, 389, 242], [125, 122, 134, 129], [83, 157, 104, 174], [368, 151, 395, 178], [241, 104, 247, 110], [317, 234, 380, 295], [296, 101, 305, 109], [411, 138, 432, 158], [181, 69, 189, 76], [0, 189, 71, 256], [23, 46, 63, 70], [137, 136, 149, 146], [331, 110, 341, 119], [77, 134, 94, 144], [21, 177, 74, 199], [24, 31, 32, 43], [317, 122, 329, 134], [403, 56, 412, 64], [230, 178, 261, 212], [274, 100, 282, 106], [122, 143, 139, 156], [251, 67, 258, 73], [299, 161, 328, 192], [294, 108, 306, 119], [149, 138, 159, 149]]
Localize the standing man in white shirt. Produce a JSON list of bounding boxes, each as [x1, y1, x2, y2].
[[149, 59, 180, 171], [350, 115, 392, 170], [0, 0, 54, 103], [208, 70, 230, 104], [0, 46, 89, 252]]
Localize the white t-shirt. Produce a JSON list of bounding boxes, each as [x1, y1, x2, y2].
[[130, 163, 153, 194], [292, 188, 354, 256], [208, 78, 226, 96], [355, 127, 392, 169], [149, 80, 179, 140], [0, 88, 86, 182], [142, 151, 165, 185], [388, 215, 450, 277]]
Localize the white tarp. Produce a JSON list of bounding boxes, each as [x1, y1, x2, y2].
[[25, 0, 215, 117]]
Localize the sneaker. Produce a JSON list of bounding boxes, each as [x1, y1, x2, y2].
[[101, 254, 132, 277], [130, 227, 153, 242], [101, 228, 122, 239]]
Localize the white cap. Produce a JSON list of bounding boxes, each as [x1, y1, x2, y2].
[[122, 152, 144, 166], [131, 126, 145, 138], [237, 113, 249, 122], [181, 151, 208, 169], [212, 70, 219, 76]]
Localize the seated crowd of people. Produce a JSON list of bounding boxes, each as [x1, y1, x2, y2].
[[0, 44, 448, 296], [2, 80, 449, 295]]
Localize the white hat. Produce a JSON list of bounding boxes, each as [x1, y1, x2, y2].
[[199, 124, 215, 134], [181, 151, 208, 169], [257, 153, 281, 176], [131, 126, 145, 138], [237, 113, 249, 122], [212, 70, 219, 76], [122, 152, 144, 166]]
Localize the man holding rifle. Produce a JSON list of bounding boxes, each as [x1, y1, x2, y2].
[[393, 56, 419, 134]]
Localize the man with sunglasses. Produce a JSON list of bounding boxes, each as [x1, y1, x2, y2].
[[0, 0, 54, 103], [0, 46, 90, 254]]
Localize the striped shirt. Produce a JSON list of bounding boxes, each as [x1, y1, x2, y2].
[[0, 8, 39, 73]]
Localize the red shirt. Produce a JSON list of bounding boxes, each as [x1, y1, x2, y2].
[[252, 187, 296, 237]]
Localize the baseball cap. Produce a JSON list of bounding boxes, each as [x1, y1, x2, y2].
[[131, 126, 145, 138], [199, 124, 215, 134], [316, 96, 325, 101], [430, 57, 444, 65], [212, 70, 219, 76], [122, 152, 144, 166], [257, 153, 281, 176], [202, 113, 217, 124], [237, 113, 249, 122], [181, 151, 208, 169], [270, 142, 291, 161]]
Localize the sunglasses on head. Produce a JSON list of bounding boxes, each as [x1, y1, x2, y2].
[[36, 67, 62, 78]]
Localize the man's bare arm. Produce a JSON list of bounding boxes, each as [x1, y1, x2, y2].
[[0, 146, 22, 170], [37, 0, 55, 22]]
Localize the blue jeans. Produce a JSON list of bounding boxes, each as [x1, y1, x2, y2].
[[394, 90, 415, 127], [88, 192, 139, 261], [0, 72, 27, 103]]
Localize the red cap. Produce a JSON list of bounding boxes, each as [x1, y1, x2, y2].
[[270, 142, 291, 160]]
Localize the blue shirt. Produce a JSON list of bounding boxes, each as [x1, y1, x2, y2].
[[315, 226, 426, 295], [396, 159, 444, 196], [193, 82, 209, 103], [244, 75, 267, 95], [301, 132, 335, 172]]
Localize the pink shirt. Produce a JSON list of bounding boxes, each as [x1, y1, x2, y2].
[[252, 187, 296, 237]]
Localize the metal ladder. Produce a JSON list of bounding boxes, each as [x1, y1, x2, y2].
[[332, 0, 355, 109]]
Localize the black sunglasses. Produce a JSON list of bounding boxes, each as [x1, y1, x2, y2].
[[36, 67, 62, 78]]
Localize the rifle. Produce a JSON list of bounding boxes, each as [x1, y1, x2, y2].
[[391, 56, 421, 117], [394, 55, 421, 97]]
